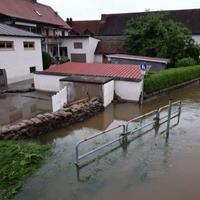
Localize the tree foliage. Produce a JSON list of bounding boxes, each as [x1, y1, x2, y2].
[[42, 52, 52, 70], [124, 12, 200, 65]]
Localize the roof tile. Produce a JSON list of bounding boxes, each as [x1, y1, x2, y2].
[[0, 0, 70, 29], [45, 62, 143, 81]]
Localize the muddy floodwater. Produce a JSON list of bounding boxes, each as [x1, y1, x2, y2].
[[15, 84, 200, 200]]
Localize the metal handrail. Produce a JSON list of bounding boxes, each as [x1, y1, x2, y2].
[[75, 124, 126, 165], [75, 100, 182, 167]]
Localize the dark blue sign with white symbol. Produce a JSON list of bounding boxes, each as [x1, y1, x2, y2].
[[140, 63, 147, 71]]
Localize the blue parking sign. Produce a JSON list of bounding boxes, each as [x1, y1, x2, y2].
[[140, 63, 147, 71]]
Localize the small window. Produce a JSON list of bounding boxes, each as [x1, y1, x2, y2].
[[30, 66, 36, 73], [24, 41, 35, 50], [74, 42, 83, 49], [0, 41, 14, 50]]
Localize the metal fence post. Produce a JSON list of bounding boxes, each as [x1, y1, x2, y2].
[[122, 125, 128, 145], [177, 101, 182, 124], [166, 99, 173, 140], [75, 144, 79, 166], [154, 109, 160, 128]]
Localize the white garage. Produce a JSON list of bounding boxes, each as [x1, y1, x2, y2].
[[34, 62, 144, 105]]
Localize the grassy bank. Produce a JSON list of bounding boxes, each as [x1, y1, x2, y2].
[[0, 141, 50, 200], [144, 65, 200, 94]]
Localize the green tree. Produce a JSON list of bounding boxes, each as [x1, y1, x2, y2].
[[42, 52, 52, 70], [124, 12, 200, 65]]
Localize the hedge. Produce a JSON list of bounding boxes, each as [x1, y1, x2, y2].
[[144, 65, 200, 94]]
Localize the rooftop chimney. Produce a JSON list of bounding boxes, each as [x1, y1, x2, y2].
[[66, 18, 73, 26]]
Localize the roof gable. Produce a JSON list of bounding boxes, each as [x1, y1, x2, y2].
[[0, 0, 70, 29]]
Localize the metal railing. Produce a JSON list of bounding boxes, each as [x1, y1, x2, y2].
[[75, 100, 182, 167], [75, 125, 126, 166]]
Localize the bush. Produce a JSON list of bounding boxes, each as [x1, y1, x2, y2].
[[144, 65, 200, 94], [42, 52, 52, 70], [176, 57, 196, 67], [60, 56, 69, 64]]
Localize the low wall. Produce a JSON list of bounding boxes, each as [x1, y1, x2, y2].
[[0, 98, 104, 140]]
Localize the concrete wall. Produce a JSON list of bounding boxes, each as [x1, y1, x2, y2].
[[0, 36, 43, 84], [61, 81, 102, 103], [34, 74, 66, 92], [61, 37, 100, 63], [34, 74, 143, 102], [115, 80, 143, 102], [103, 80, 114, 107]]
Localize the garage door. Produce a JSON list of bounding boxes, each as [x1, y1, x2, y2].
[[71, 54, 86, 63]]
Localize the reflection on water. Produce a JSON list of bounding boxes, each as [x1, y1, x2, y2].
[[15, 84, 200, 200]]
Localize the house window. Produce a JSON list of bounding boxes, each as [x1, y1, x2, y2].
[[0, 41, 14, 50], [30, 66, 36, 73], [24, 41, 35, 49], [74, 42, 83, 49]]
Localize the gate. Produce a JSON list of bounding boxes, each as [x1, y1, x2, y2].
[[75, 100, 182, 167], [0, 69, 7, 88]]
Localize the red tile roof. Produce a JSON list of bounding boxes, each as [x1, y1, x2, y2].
[[44, 62, 143, 81], [69, 20, 100, 35], [0, 0, 70, 29], [95, 41, 126, 54]]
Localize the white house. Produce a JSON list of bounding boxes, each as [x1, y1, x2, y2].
[[34, 62, 143, 103], [0, 23, 43, 84], [61, 36, 100, 63]]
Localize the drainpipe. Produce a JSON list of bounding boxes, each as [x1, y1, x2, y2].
[[140, 76, 145, 105], [57, 42, 60, 58]]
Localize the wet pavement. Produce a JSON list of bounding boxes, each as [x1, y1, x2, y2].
[[0, 92, 52, 126], [0, 79, 53, 126], [15, 84, 200, 200]]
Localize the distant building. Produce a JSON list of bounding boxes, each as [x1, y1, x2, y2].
[[0, 0, 71, 58], [0, 23, 43, 83], [69, 8, 200, 64], [61, 36, 100, 63], [106, 54, 170, 72]]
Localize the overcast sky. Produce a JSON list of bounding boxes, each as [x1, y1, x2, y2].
[[39, 0, 200, 20]]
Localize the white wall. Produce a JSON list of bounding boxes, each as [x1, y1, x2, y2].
[[88, 37, 100, 63], [94, 54, 103, 63], [0, 36, 43, 84], [61, 37, 100, 63], [103, 80, 114, 107], [115, 80, 143, 102], [34, 74, 66, 92], [52, 87, 67, 112]]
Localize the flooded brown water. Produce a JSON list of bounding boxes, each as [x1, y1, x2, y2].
[[15, 84, 200, 200]]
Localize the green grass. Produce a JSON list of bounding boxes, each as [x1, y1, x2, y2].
[[144, 65, 200, 94], [0, 140, 51, 200]]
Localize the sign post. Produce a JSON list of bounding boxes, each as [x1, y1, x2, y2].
[[140, 63, 147, 105]]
